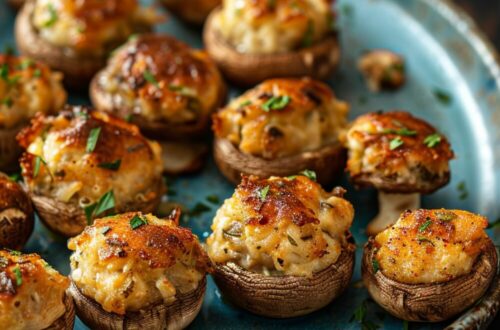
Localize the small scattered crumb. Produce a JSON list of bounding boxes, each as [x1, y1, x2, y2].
[[358, 50, 406, 92]]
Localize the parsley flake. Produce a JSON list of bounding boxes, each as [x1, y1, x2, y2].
[[423, 133, 441, 148], [239, 100, 252, 108], [434, 89, 452, 105], [259, 185, 270, 201], [130, 215, 147, 229], [436, 210, 457, 222], [17, 59, 33, 70], [33, 156, 47, 178], [86, 127, 101, 153], [143, 70, 159, 88], [382, 128, 417, 136], [43, 4, 58, 27], [457, 181, 468, 200], [83, 190, 115, 224], [300, 169, 317, 181], [98, 159, 121, 171], [417, 236, 434, 246], [372, 259, 380, 273], [13, 266, 22, 286], [389, 137, 404, 150], [262, 95, 291, 112], [418, 219, 432, 232]]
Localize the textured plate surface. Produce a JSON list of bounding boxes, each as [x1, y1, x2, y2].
[[1, 0, 499, 329]]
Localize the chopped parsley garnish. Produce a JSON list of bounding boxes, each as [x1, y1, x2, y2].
[[86, 127, 101, 153], [0, 64, 9, 81], [382, 128, 417, 136], [300, 169, 317, 181], [418, 219, 432, 232], [33, 69, 42, 78], [302, 20, 314, 48], [436, 210, 457, 222], [433, 89, 452, 105], [17, 59, 33, 70], [98, 159, 121, 171], [43, 4, 58, 27], [206, 195, 220, 204], [13, 266, 22, 286], [1, 97, 13, 107], [389, 137, 404, 150], [372, 259, 379, 273], [287, 175, 297, 180], [261, 95, 291, 112], [168, 84, 184, 92], [189, 202, 211, 217], [349, 298, 380, 330], [259, 185, 270, 201], [417, 236, 434, 246], [124, 114, 133, 122], [457, 181, 468, 200], [143, 70, 159, 88], [487, 218, 500, 229], [33, 156, 47, 178], [101, 226, 111, 235], [423, 133, 441, 148], [8, 173, 21, 182], [83, 190, 115, 224], [7, 249, 21, 256], [239, 100, 252, 108], [130, 215, 147, 229]]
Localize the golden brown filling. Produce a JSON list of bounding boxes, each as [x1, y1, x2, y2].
[[216, 0, 335, 53], [17, 107, 163, 209], [32, 0, 160, 53], [0, 54, 66, 129], [68, 212, 211, 315], [213, 78, 348, 159], [0, 250, 69, 330], [94, 34, 224, 125], [207, 175, 354, 277], [373, 209, 491, 284]]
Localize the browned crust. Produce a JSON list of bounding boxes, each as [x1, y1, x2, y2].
[[0, 125, 23, 172], [14, 2, 150, 89], [45, 294, 76, 330], [203, 8, 340, 86], [69, 277, 205, 330], [213, 137, 346, 186], [212, 237, 355, 318], [0, 174, 34, 250], [29, 179, 164, 238], [362, 237, 498, 322], [90, 74, 227, 141]]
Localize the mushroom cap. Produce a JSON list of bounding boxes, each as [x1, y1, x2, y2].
[[343, 111, 454, 194], [160, 0, 220, 25], [362, 237, 497, 322], [15, 1, 152, 89], [0, 174, 34, 249], [212, 238, 355, 318], [69, 277, 205, 330], [214, 136, 345, 185], [0, 125, 23, 172], [47, 294, 76, 330], [203, 8, 340, 86], [90, 34, 227, 141]]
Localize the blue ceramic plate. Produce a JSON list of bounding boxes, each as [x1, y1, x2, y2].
[[1, 0, 499, 329]]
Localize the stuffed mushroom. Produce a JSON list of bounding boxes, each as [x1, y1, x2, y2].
[[17, 106, 165, 237], [0, 53, 66, 171], [358, 50, 406, 92], [15, 0, 161, 88], [204, 0, 339, 85], [213, 78, 348, 185], [206, 175, 355, 318], [362, 209, 498, 322], [68, 211, 212, 330], [91, 33, 226, 174], [342, 111, 454, 235], [0, 173, 34, 250], [0, 250, 75, 330], [160, 0, 220, 25]]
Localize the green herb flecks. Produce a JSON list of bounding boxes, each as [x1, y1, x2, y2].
[[17, 59, 33, 70], [487, 218, 500, 230], [423, 133, 441, 148], [417, 236, 434, 246], [372, 259, 379, 273], [13, 266, 22, 286], [43, 4, 58, 27], [262, 95, 291, 112], [389, 137, 404, 150], [33, 69, 42, 78], [1, 97, 13, 107], [143, 70, 159, 88], [86, 127, 101, 153], [300, 169, 317, 181], [98, 159, 121, 171], [435, 210, 457, 222], [457, 181, 468, 200], [7, 249, 21, 256], [433, 89, 452, 105], [259, 185, 270, 202], [8, 173, 21, 182], [83, 190, 115, 224], [130, 215, 147, 230], [302, 20, 314, 48], [239, 100, 252, 108], [33, 156, 48, 178], [382, 128, 417, 136], [349, 299, 380, 330], [418, 218, 432, 232]]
